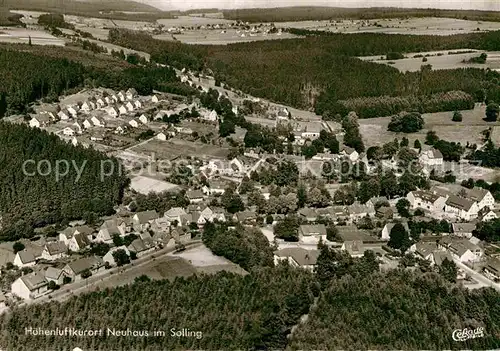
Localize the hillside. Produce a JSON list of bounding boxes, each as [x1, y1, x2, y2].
[[223, 6, 500, 22], [0, 0, 159, 12]]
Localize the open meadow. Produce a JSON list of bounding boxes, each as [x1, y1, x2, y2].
[[359, 50, 500, 72], [359, 104, 500, 148], [275, 17, 500, 36], [0, 27, 64, 46]]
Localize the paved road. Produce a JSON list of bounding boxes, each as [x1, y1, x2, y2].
[[21, 241, 202, 307], [453, 258, 500, 292]]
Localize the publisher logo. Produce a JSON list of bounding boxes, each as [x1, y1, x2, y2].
[[452, 327, 484, 342]]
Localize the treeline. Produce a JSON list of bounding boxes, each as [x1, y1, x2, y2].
[[290, 269, 500, 349], [337, 90, 474, 119], [0, 123, 128, 241], [0, 11, 24, 27], [0, 267, 317, 350], [223, 7, 500, 22], [38, 13, 74, 29], [202, 222, 274, 271]]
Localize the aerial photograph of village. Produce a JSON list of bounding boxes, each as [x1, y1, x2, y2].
[[0, 0, 499, 350]]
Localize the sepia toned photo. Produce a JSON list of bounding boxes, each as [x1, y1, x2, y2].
[[0, 0, 499, 350]]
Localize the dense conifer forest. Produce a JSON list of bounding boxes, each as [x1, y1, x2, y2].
[[108, 29, 500, 118], [0, 123, 128, 241], [290, 270, 500, 349], [0, 267, 317, 351]]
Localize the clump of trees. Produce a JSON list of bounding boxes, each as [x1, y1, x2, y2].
[[452, 110, 463, 122], [388, 112, 424, 133]]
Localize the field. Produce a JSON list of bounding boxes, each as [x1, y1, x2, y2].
[[167, 29, 298, 45], [359, 50, 500, 72], [131, 137, 229, 160], [276, 17, 500, 36], [358, 104, 500, 148], [0, 28, 64, 46]]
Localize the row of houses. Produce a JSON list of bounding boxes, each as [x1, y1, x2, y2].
[[407, 186, 496, 221]]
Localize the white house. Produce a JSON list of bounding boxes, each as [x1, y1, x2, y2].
[[62, 127, 76, 136], [44, 267, 65, 285], [451, 223, 476, 238], [464, 187, 495, 210], [91, 116, 105, 127], [133, 100, 142, 109], [203, 110, 218, 122], [341, 147, 359, 162], [151, 95, 159, 103], [448, 241, 482, 263], [138, 114, 148, 125], [105, 96, 113, 105], [72, 121, 83, 134], [129, 119, 140, 128], [82, 119, 93, 129], [96, 98, 106, 108], [11, 273, 49, 300], [117, 91, 126, 102], [118, 105, 128, 115], [103, 246, 130, 267], [444, 195, 479, 221], [132, 211, 159, 232], [29, 115, 51, 128], [157, 132, 167, 141], [58, 109, 71, 121], [40, 242, 68, 261], [80, 102, 92, 113], [341, 240, 365, 258], [106, 106, 119, 118], [126, 101, 135, 112], [59, 226, 94, 245], [419, 148, 444, 166], [186, 190, 204, 203], [164, 207, 187, 224], [68, 233, 91, 252], [67, 106, 79, 118], [273, 248, 319, 271], [126, 88, 138, 100], [407, 190, 447, 213], [13, 250, 36, 268], [115, 125, 127, 135]]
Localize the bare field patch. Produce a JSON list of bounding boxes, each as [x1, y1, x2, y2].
[[170, 29, 298, 45], [359, 105, 500, 147], [359, 50, 500, 72], [0, 28, 64, 46]]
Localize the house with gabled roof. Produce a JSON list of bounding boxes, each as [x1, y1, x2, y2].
[[164, 207, 187, 224], [299, 224, 327, 238], [444, 195, 479, 221], [126, 88, 138, 100], [80, 101, 92, 113], [186, 190, 204, 203], [484, 258, 500, 281], [58, 109, 71, 121], [129, 118, 141, 128], [106, 106, 119, 117], [407, 190, 447, 214], [44, 267, 66, 285], [341, 240, 365, 258], [117, 91, 126, 102], [41, 242, 68, 261], [233, 211, 257, 225], [464, 187, 495, 210], [298, 207, 319, 222], [118, 105, 128, 115], [29, 114, 51, 128], [96, 98, 106, 108], [451, 222, 476, 238], [127, 238, 155, 257], [126, 101, 135, 112], [68, 233, 91, 251], [134, 100, 142, 109], [13, 250, 36, 268], [59, 225, 94, 245], [478, 207, 499, 222], [91, 116, 105, 127], [11, 273, 49, 300], [274, 248, 319, 271], [419, 148, 444, 166], [67, 106, 79, 118], [151, 95, 159, 103], [138, 114, 148, 125], [63, 256, 104, 282], [132, 210, 159, 231], [381, 221, 410, 241]]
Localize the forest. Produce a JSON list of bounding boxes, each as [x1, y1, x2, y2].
[[108, 29, 500, 119], [0, 267, 317, 351], [0, 122, 128, 241], [222, 7, 500, 22], [290, 269, 500, 349]]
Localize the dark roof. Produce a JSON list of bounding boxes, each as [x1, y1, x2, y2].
[[17, 250, 36, 263], [186, 190, 204, 199], [446, 194, 475, 211], [274, 248, 319, 266], [21, 273, 47, 291], [128, 238, 155, 253], [412, 190, 442, 203], [134, 210, 159, 224], [299, 224, 327, 236], [66, 256, 103, 275], [465, 187, 490, 202], [73, 233, 91, 249], [44, 242, 67, 255]]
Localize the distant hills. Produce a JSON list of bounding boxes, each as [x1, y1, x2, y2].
[[0, 0, 160, 13]]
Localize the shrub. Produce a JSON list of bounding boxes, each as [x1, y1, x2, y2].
[[452, 110, 463, 122]]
